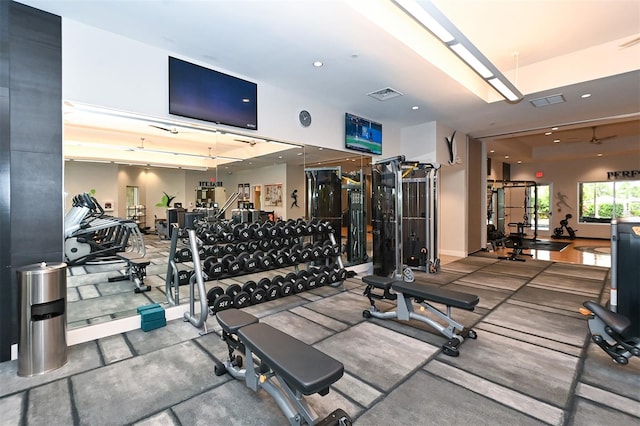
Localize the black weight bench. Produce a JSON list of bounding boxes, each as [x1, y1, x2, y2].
[[215, 309, 352, 425], [108, 251, 151, 293], [362, 275, 479, 357]]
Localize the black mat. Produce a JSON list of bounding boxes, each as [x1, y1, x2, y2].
[[520, 240, 570, 251]]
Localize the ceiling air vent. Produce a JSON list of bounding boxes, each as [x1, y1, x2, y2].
[[368, 87, 403, 101], [529, 94, 566, 108]]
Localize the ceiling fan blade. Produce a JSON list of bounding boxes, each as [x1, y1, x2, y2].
[[149, 124, 179, 134]]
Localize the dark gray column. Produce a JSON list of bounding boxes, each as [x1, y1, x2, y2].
[[0, 1, 62, 362]]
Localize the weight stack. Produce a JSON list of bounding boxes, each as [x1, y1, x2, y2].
[[137, 303, 166, 332]]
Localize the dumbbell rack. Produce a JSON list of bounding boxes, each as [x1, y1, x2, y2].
[[165, 218, 347, 332]]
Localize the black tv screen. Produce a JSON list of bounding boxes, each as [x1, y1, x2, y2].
[[169, 57, 257, 130], [345, 113, 382, 155]]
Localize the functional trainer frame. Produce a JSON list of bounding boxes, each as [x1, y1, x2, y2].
[[371, 156, 441, 279]]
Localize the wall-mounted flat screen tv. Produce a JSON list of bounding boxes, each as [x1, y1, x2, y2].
[[169, 57, 257, 130], [345, 112, 382, 155]]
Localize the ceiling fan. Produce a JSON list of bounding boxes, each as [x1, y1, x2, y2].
[[588, 126, 617, 144], [149, 124, 179, 134]]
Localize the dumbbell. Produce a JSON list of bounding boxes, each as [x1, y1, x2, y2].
[[286, 271, 307, 293], [203, 256, 224, 279], [237, 252, 258, 272], [257, 238, 271, 252], [309, 267, 329, 287], [327, 264, 348, 283], [267, 222, 280, 238], [258, 277, 280, 300], [321, 240, 334, 258], [271, 238, 283, 249], [271, 274, 294, 297], [299, 243, 313, 263], [207, 286, 232, 313], [247, 240, 259, 253], [177, 269, 193, 286], [243, 280, 266, 305], [200, 230, 217, 245], [233, 223, 253, 241], [310, 242, 323, 260], [222, 244, 235, 255], [272, 250, 288, 268], [225, 284, 251, 308], [298, 269, 317, 290], [254, 251, 274, 270], [254, 224, 268, 239], [221, 254, 242, 275], [175, 247, 192, 262]]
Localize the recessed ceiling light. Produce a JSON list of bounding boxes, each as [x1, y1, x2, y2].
[[278, 156, 283, 159], [597, 153, 603, 157], [297, 152, 303, 156], [313, 61, 323, 67], [581, 93, 591, 98], [545, 132, 552, 136], [554, 139, 560, 143], [517, 160, 522, 164], [551, 127, 559, 131], [412, 106, 419, 110], [318, 147, 323, 151], [505, 155, 510, 159], [489, 150, 495, 153]]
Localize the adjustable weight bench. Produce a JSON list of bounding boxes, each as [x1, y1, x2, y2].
[[215, 309, 352, 426], [108, 251, 151, 293], [362, 275, 479, 357]]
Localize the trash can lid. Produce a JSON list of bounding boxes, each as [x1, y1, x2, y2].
[[17, 262, 67, 274]]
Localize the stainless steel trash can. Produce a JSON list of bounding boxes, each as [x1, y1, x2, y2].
[[17, 262, 68, 377]]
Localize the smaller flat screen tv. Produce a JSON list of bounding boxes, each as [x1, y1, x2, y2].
[[345, 113, 382, 155], [169, 57, 257, 130]]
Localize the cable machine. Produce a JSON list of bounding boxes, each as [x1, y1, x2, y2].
[[371, 156, 440, 280], [487, 180, 538, 240], [305, 166, 368, 265]]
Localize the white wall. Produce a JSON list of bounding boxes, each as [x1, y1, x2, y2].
[[64, 161, 118, 213], [511, 153, 640, 239]]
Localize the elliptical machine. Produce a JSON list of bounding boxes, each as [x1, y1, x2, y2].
[[552, 213, 577, 239]]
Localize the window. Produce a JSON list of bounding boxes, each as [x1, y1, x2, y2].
[[579, 180, 640, 223]]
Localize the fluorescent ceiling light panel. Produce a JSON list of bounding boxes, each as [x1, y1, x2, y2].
[[487, 78, 520, 102], [449, 43, 493, 79], [393, 0, 454, 42], [390, 0, 523, 103]]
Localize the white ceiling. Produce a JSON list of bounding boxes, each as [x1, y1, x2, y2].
[[18, 0, 640, 167]]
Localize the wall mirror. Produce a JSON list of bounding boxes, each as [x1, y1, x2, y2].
[[63, 102, 372, 329]]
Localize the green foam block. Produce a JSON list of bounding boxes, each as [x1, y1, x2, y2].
[[140, 306, 165, 322], [137, 303, 162, 314], [141, 317, 166, 332]]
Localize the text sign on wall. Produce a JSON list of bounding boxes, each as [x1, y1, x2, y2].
[[607, 170, 640, 180]]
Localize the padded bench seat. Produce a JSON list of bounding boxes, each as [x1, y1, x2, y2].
[[392, 280, 479, 310], [217, 309, 259, 334], [238, 323, 344, 395], [362, 275, 394, 289]]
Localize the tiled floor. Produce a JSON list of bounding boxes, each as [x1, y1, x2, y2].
[[1, 248, 639, 425]]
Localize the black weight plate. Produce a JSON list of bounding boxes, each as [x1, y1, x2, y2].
[[297, 269, 310, 279], [259, 255, 273, 269], [300, 248, 312, 262], [250, 288, 266, 304], [271, 238, 282, 249], [233, 291, 251, 308], [329, 270, 339, 283], [317, 272, 329, 286], [338, 268, 348, 281], [294, 279, 306, 293], [265, 285, 280, 300], [203, 256, 217, 272], [236, 242, 248, 253], [227, 260, 241, 274], [258, 277, 271, 289], [209, 262, 224, 278], [237, 252, 250, 262], [274, 253, 287, 267], [243, 280, 257, 293], [207, 286, 225, 305], [289, 252, 300, 265], [285, 272, 298, 283], [244, 257, 257, 272], [223, 244, 235, 254], [178, 270, 191, 286], [247, 241, 259, 252], [211, 294, 233, 313], [226, 284, 242, 296], [306, 276, 318, 289], [271, 275, 284, 286], [255, 225, 267, 239], [258, 239, 271, 251], [221, 254, 235, 267], [280, 282, 294, 297]]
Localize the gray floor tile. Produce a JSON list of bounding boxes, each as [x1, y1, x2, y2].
[[445, 281, 512, 310], [545, 262, 609, 281], [313, 322, 439, 392], [0, 392, 23, 426], [134, 410, 180, 426], [580, 343, 640, 401], [27, 378, 74, 426], [440, 329, 579, 407], [458, 270, 530, 291], [512, 285, 593, 314], [481, 261, 548, 278], [305, 291, 376, 325], [413, 270, 466, 285], [355, 370, 546, 425], [98, 334, 134, 364], [528, 272, 604, 297], [71, 341, 221, 425], [426, 360, 564, 425], [576, 382, 640, 418], [482, 301, 588, 348], [289, 306, 350, 332], [261, 311, 335, 344], [570, 397, 640, 426]]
